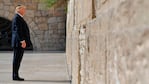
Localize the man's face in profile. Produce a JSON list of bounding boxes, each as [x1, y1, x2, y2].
[[19, 7, 26, 16]]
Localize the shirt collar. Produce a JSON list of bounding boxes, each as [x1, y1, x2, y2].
[[17, 13, 23, 17]]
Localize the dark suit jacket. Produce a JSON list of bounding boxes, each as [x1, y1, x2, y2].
[[11, 14, 32, 48]]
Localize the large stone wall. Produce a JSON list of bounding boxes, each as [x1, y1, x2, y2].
[[0, 0, 66, 51], [66, 0, 149, 84]]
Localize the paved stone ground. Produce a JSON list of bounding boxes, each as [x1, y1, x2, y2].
[[0, 52, 71, 84]]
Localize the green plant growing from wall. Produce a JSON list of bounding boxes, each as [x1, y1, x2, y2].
[[45, 0, 58, 8], [43, 0, 68, 9]]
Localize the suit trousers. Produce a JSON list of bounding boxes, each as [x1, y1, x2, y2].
[[13, 47, 24, 77]]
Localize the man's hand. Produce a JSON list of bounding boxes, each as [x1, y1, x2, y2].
[[21, 40, 26, 48]]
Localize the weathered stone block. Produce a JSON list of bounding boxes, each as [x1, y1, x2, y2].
[[49, 30, 53, 35], [26, 10, 35, 17], [0, 3, 3, 9], [57, 17, 66, 22], [44, 31, 49, 39], [8, 13, 14, 20], [34, 30, 44, 35], [30, 22, 38, 30], [58, 29, 65, 35], [9, 6, 15, 13], [50, 23, 58, 28], [25, 18, 33, 24], [4, 6, 10, 11], [38, 3, 46, 10], [0, 10, 4, 16], [3, 0, 11, 5], [38, 23, 48, 30], [58, 22, 65, 29], [35, 17, 46, 23], [48, 17, 57, 23], [4, 11, 9, 18], [35, 11, 41, 17], [40, 10, 49, 16], [26, 4, 37, 10]]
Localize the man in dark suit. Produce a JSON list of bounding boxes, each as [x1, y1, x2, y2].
[[11, 5, 32, 81]]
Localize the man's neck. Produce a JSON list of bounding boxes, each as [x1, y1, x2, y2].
[[17, 13, 23, 17]]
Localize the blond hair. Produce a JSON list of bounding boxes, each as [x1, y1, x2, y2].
[[15, 5, 26, 13]]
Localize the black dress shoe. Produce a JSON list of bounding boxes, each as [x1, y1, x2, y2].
[[13, 77, 24, 81]]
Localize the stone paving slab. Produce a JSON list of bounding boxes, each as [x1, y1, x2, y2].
[[0, 52, 71, 84]]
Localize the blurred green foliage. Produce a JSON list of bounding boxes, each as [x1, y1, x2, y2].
[[44, 0, 58, 8], [42, 0, 68, 12]]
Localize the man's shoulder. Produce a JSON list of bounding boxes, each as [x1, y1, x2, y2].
[[13, 14, 22, 21]]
